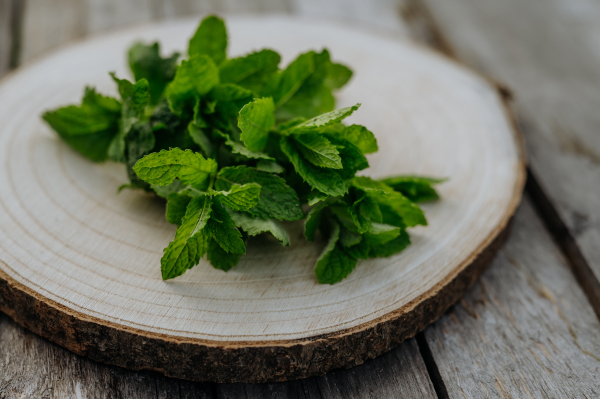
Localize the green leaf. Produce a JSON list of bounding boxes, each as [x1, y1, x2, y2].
[[369, 229, 411, 258], [108, 74, 151, 162], [207, 200, 245, 254], [216, 166, 304, 221], [344, 238, 370, 260], [307, 190, 329, 206], [330, 124, 378, 154], [166, 193, 192, 225], [188, 15, 227, 65], [256, 160, 285, 174], [314, 219, 357, 284], [379, 176, 445, 202], [128, 42, 179, 104], [214, 183, 261, 211], [280, 136, 348, 197], [287, 103, 360, 132], [272, 52, 314, 108], [209, 83, 254, 119], [220, 131, 274, 160], [133, 148, 217, 190], [363, 223, 400, 246], [348, 191, 381, 233], [165, 55, 219, 115], [124, 122, 155, 188], [188, 123, 214, 158], [219, 49, 281, 93], [151, 180, 185, 198], [353, 176, 427, 227], [42, 87, 121, 162], [238, 97, 275, 152], [324, 62, 353, 89], [294, 133, 342, 169], [161, 196, 212, 280], [304, 201, 329, 241], [339, 225, 362, 247], [207, 238, 242, 271], [229, 211, 290, 246]]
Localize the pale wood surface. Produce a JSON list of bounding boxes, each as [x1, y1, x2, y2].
[[423, 0, 600, 314], [425, 197, 600, 398], [3, 0, 600, 396]]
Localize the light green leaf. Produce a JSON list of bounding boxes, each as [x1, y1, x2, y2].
[[214, 183, 261, 211], [256, 160, 285, 174], [287, 103, 360, 132], [238, 97, 275, 152], [161, 196, 212, 280], [207, 200, 245, 254], [272, 52, 314, 108], [294, 133, 342, 169], [229, 211, 290, 246], [165, 55, 219, 114], [330, 124, 378, 154], [216, 166, 304, 221], [133, 148, 217, 190], [324, 62, 353, 89], [220, 131, 274, 160], [188, 15, 227, 65], [219, 49, 281, 93]]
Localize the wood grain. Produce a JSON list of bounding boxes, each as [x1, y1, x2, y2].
[[423, 0, 600, 314], [0, 16, 524, 382], [424, 197, 600, 397]]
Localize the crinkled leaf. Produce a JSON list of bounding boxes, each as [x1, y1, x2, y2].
[[188, 15, 227, 65], [294, 133, 342, 169], [379, 176, 445, 203], [133, 148, 217, 190], [216, 166, 304, 221], [42, 87, 121, 162], [165, 55, 219, 114], [207, 200, 245, 254], [166, 193, 192, 225], [207, 238, 242, 271], [161, 196, 212, 279], [280, 136, 348, 197], [219, 49, 281, 93], [238, 97, 275, 152], [229, 211, 290, 246], [287, 104, 360, 132], [214, 183, 261, 211], [128, 42, 179, 104]]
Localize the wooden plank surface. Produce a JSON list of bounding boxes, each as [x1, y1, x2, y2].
[[423, 197, 600, 397], [423, 0, 600, 314]]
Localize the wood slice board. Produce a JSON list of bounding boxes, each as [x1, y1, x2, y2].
[[0, 16, 525, 383]]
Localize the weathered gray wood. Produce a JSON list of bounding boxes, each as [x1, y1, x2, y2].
[[84, 0, 162, 34], [424, 197, 600, 398], [423, 0, 600, 314]]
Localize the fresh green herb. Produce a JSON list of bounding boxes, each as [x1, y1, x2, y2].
[[42, 15, 444, 284]]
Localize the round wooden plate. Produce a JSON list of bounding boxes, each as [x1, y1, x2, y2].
[[0, 16, 525, 383]]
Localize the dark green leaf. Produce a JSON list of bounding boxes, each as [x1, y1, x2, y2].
[[271, 52, 314, 108], [166, 193, 192, 225], [238, 97, 275, 152], [128, 42, 179, 104], [188, 15, 227, 65], [294, 133, 342, 169], [165, 55, 219, 115], [214, 183, 261, 211], [368, 229, 411, 258], [219, 49, 281, 93], [207, 200, 245, 254], [379, 176, 445, 202], [207, 238, 242, 271]]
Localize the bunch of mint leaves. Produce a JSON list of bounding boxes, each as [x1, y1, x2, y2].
[[42, 16, 443, 284]]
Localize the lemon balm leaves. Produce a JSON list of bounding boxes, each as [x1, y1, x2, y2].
[[42, 87, 121, 162]]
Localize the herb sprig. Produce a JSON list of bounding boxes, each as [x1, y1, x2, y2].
[[42, 16, 443, 284]]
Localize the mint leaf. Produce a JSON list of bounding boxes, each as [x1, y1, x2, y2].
[[220, 131, 274, 160], [165, 55, 219, 115], [256, 160, 285, 174], [128, 42, 179, 104], [339, 225, 362, 247], [369, 229, 411, 258], [161, 196, 212, 280], [238, 97, 275, 152], [307, 190, 329, 206], [229, 211, 290, 246], [314, 219, 357, 284], [108, 74, 151, 162], [214, 183, 261, 211], [166, 193, 192, 225], [189, 15, 227, 65], [294, 133, 342, 169], [304, 201, 329, 241], [151, 180, 185, 198], [288, 103, 360, 132], [280, 136, 348, 197], [379, 176, 445, 202], [42, 87, 121, 162], [363, 222, 400, 245], [207, 200, 245, 254], [324, 62, 353, 89], [209, 83, 254, 120], [188, 123, 214, 158], [329, 124, 378, 154], [216, 166, 304, 221], [271, 52, 314, 108], [133, 148, 217, 190], [207, 238, 242, 271], [219, 49, 280, 93]]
